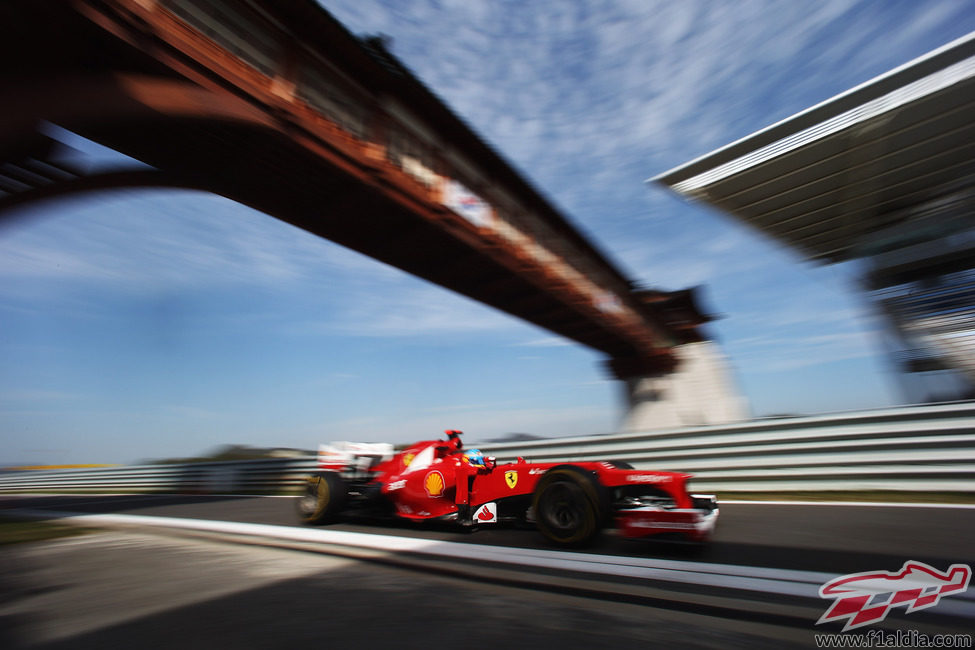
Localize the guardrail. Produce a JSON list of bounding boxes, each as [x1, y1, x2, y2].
[[0, 457, 317, 495], [481, 402, 975, 493], [1, 403, 973, 495]]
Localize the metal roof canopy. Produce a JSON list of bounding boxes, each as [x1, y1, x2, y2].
[[652, 31, 975, 265]]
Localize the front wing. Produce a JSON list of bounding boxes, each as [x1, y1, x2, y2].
[[615, 495, 719, 542]]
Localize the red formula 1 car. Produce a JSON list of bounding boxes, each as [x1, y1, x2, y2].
[[296, 430, 717, 547]]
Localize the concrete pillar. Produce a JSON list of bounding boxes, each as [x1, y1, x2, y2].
[[621, 341, 749, 431]]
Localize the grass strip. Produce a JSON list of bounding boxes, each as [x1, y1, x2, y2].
[[0, 516, 94, 545]]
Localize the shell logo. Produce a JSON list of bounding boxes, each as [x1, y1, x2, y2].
[[424, 470, 445, 497]]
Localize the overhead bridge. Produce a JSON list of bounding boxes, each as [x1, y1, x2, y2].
[[0, 0, 718, 384]]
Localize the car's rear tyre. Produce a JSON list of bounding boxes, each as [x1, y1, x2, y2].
[[531, 466, 605, 546], [296, 472, 347, 524]]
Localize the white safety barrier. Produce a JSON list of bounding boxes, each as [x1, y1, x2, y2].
[[1, 403, 973, 494], [480, 402, 975, 493], [0, 458, 317, 494]]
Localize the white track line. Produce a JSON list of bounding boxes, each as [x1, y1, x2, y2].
[[8, 509, 823, 597], [721, 500, 975, 509]]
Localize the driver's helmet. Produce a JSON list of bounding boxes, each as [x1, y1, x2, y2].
[[463, 448, 486, 467]]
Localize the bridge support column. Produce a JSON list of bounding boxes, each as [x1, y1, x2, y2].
[[621, 341, 749, 432]]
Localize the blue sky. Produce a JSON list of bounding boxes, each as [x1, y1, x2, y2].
[[2, 0, 974, 465]]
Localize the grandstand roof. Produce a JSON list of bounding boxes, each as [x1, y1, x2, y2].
[[652, 31, 975, 265]]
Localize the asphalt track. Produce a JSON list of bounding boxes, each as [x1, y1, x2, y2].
[[2, 495, 973, 648], [3, 529, 817, 649], [5, 494, 973, 576]]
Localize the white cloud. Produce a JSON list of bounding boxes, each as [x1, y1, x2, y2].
[[0, 187, 401, 291], [729, 328, 881, 372], [287, 281, 521, 338], [512, 337, 574, 348]]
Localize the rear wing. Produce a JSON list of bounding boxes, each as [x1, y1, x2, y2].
[[317, 441, 395, 471]]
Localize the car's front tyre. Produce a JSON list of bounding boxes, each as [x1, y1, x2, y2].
[[531, 466, 605, 546]]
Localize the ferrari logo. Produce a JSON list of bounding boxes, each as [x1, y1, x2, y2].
[[504, 470, 518, 489], [403, 452, 415, 467], [424, 470, 445, 497]]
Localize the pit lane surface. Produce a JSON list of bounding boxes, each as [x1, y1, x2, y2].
[[4, 494, 973, 577]]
